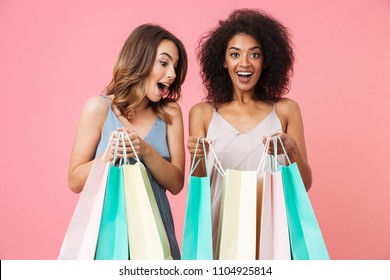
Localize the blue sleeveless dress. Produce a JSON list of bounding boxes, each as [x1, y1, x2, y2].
[[94, 95, 181, 260]]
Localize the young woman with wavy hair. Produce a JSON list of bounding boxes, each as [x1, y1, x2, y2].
[[68, 24, 188, 259]]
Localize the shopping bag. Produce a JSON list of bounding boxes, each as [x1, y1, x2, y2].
[[182, 138, 213, 260], [95, 132, 129, 260], [58, 133, 116, 260], [276, 136, 329, 260], [58, 160, 109, 259], [257, 137, 291, 260], [214, 139, 257, 259], [122, 132, 172, 260]]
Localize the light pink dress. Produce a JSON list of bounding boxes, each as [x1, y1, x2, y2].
[[206, 103, 283, 258]]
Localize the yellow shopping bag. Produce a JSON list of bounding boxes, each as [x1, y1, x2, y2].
[[122, 132, 172, 260]]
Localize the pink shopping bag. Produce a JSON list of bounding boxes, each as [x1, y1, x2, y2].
[[58, 134, 115, 260], [257, 137, 291, 260], [58, 160, 109, 259]]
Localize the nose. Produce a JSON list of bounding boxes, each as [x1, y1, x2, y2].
[[239, 54, 250, 67], [167, 66, 176, 79]]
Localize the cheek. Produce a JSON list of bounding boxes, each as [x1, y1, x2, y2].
[[225, 61, 236, 74]]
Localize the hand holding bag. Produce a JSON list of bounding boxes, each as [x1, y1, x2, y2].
[[182, 137, 213, 260]]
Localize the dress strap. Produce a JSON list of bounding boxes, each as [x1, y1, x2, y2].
[[272, 102, 277, 111], [212, 102, 217, 112], [100, 94, 112, 112]]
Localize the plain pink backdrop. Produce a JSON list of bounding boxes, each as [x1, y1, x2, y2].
[[1, 0, 389, 260]]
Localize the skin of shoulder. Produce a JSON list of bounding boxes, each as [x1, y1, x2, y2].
[[276, 97, 312, 190], [67, 95, 110, 192], [82, 95, 110, 126], [275, 97, 302, 132], [189, 102, 214, 136], [73, 95, 110, 158], [163, 100, 183, 119]]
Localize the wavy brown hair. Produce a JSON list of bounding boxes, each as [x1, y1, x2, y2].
[[105, 24, 188, 123], [197, 9, 294, 104]]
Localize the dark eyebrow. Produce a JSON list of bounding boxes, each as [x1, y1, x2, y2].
[[228, 46, 262, 51], [159, 52, 173, 60]]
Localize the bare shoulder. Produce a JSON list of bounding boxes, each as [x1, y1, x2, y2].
[[189, 102, 214, 118], [276, 97, 301, 117], [164, 101, 183, 119], [78, 96, 109, 130], [82, 95, 109, 116]]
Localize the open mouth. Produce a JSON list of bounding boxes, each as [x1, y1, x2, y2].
[[237, 71, 253, 77], [236, 71, 253, 83], [157, 82, 170, 96]]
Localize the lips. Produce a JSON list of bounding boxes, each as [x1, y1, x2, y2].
[[236, 71, 253, 83], [157, 82, 170, 97]]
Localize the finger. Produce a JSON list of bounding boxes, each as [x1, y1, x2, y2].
[[187, 141, 200, 150], [128, 132, 138, 141], [188, 136, 200, 144], [125, 151, 135, 159], [270, 132, 281, 137], [262, 136, 269, 144], [203, 138, 213, 145], [276, 132, 286, 141]]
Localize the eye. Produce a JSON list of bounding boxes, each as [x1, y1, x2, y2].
[[251, 52, 261, 58], [230, 53, 240, 58], [159, 60, 168, 67]]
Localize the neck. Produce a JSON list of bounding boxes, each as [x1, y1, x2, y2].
[[125, 97, 151, 122], [134, 97, 150, 112], [232, 90, 255, 104]]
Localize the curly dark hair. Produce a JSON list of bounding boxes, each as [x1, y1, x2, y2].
[[197, 9, 294, 104]]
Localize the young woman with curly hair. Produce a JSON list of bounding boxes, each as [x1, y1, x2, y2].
[[68, 24, 188, 259], [187, 9, 312, 258]]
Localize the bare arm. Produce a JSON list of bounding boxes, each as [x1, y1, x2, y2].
[[68, 96, 112, 193], [275, 98, 312, 191], [187, 102, 214, 177]]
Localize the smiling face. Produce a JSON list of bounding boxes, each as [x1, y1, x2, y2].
[[144, 39, 179, 103], [224, 33, 264, 95]]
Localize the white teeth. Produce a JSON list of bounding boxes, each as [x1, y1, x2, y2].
[[160, 82, 170, 87], [237, 72, 253, 76]]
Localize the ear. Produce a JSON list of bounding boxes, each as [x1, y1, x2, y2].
[[223, 61, 227, 68]]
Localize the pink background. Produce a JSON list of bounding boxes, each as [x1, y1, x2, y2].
[[1, 0, 389, 260]]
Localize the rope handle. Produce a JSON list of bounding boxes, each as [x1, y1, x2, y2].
[[189, 137, 210, 176], [101, 131, 116, 162], [205, 138, 225, 176], [123, 130, 141, 163]]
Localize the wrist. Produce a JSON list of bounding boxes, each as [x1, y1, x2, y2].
[[142, 142, 153, 158]]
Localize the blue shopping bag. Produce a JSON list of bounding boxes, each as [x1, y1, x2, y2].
[[95, 132, 129, 260], [182, 138, 213, 260], [275, 136, 329, 260]]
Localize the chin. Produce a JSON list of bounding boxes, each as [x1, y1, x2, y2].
[[150, 95, 162, 103]]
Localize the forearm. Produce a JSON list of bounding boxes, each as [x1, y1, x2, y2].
[[142, 144, 184, 195], [288, 150, 312, 191], [68, 160, 95, 193], [68, 151, 111, 194]]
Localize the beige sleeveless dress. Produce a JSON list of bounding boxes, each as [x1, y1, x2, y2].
[[206, 103, 283, 258]]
